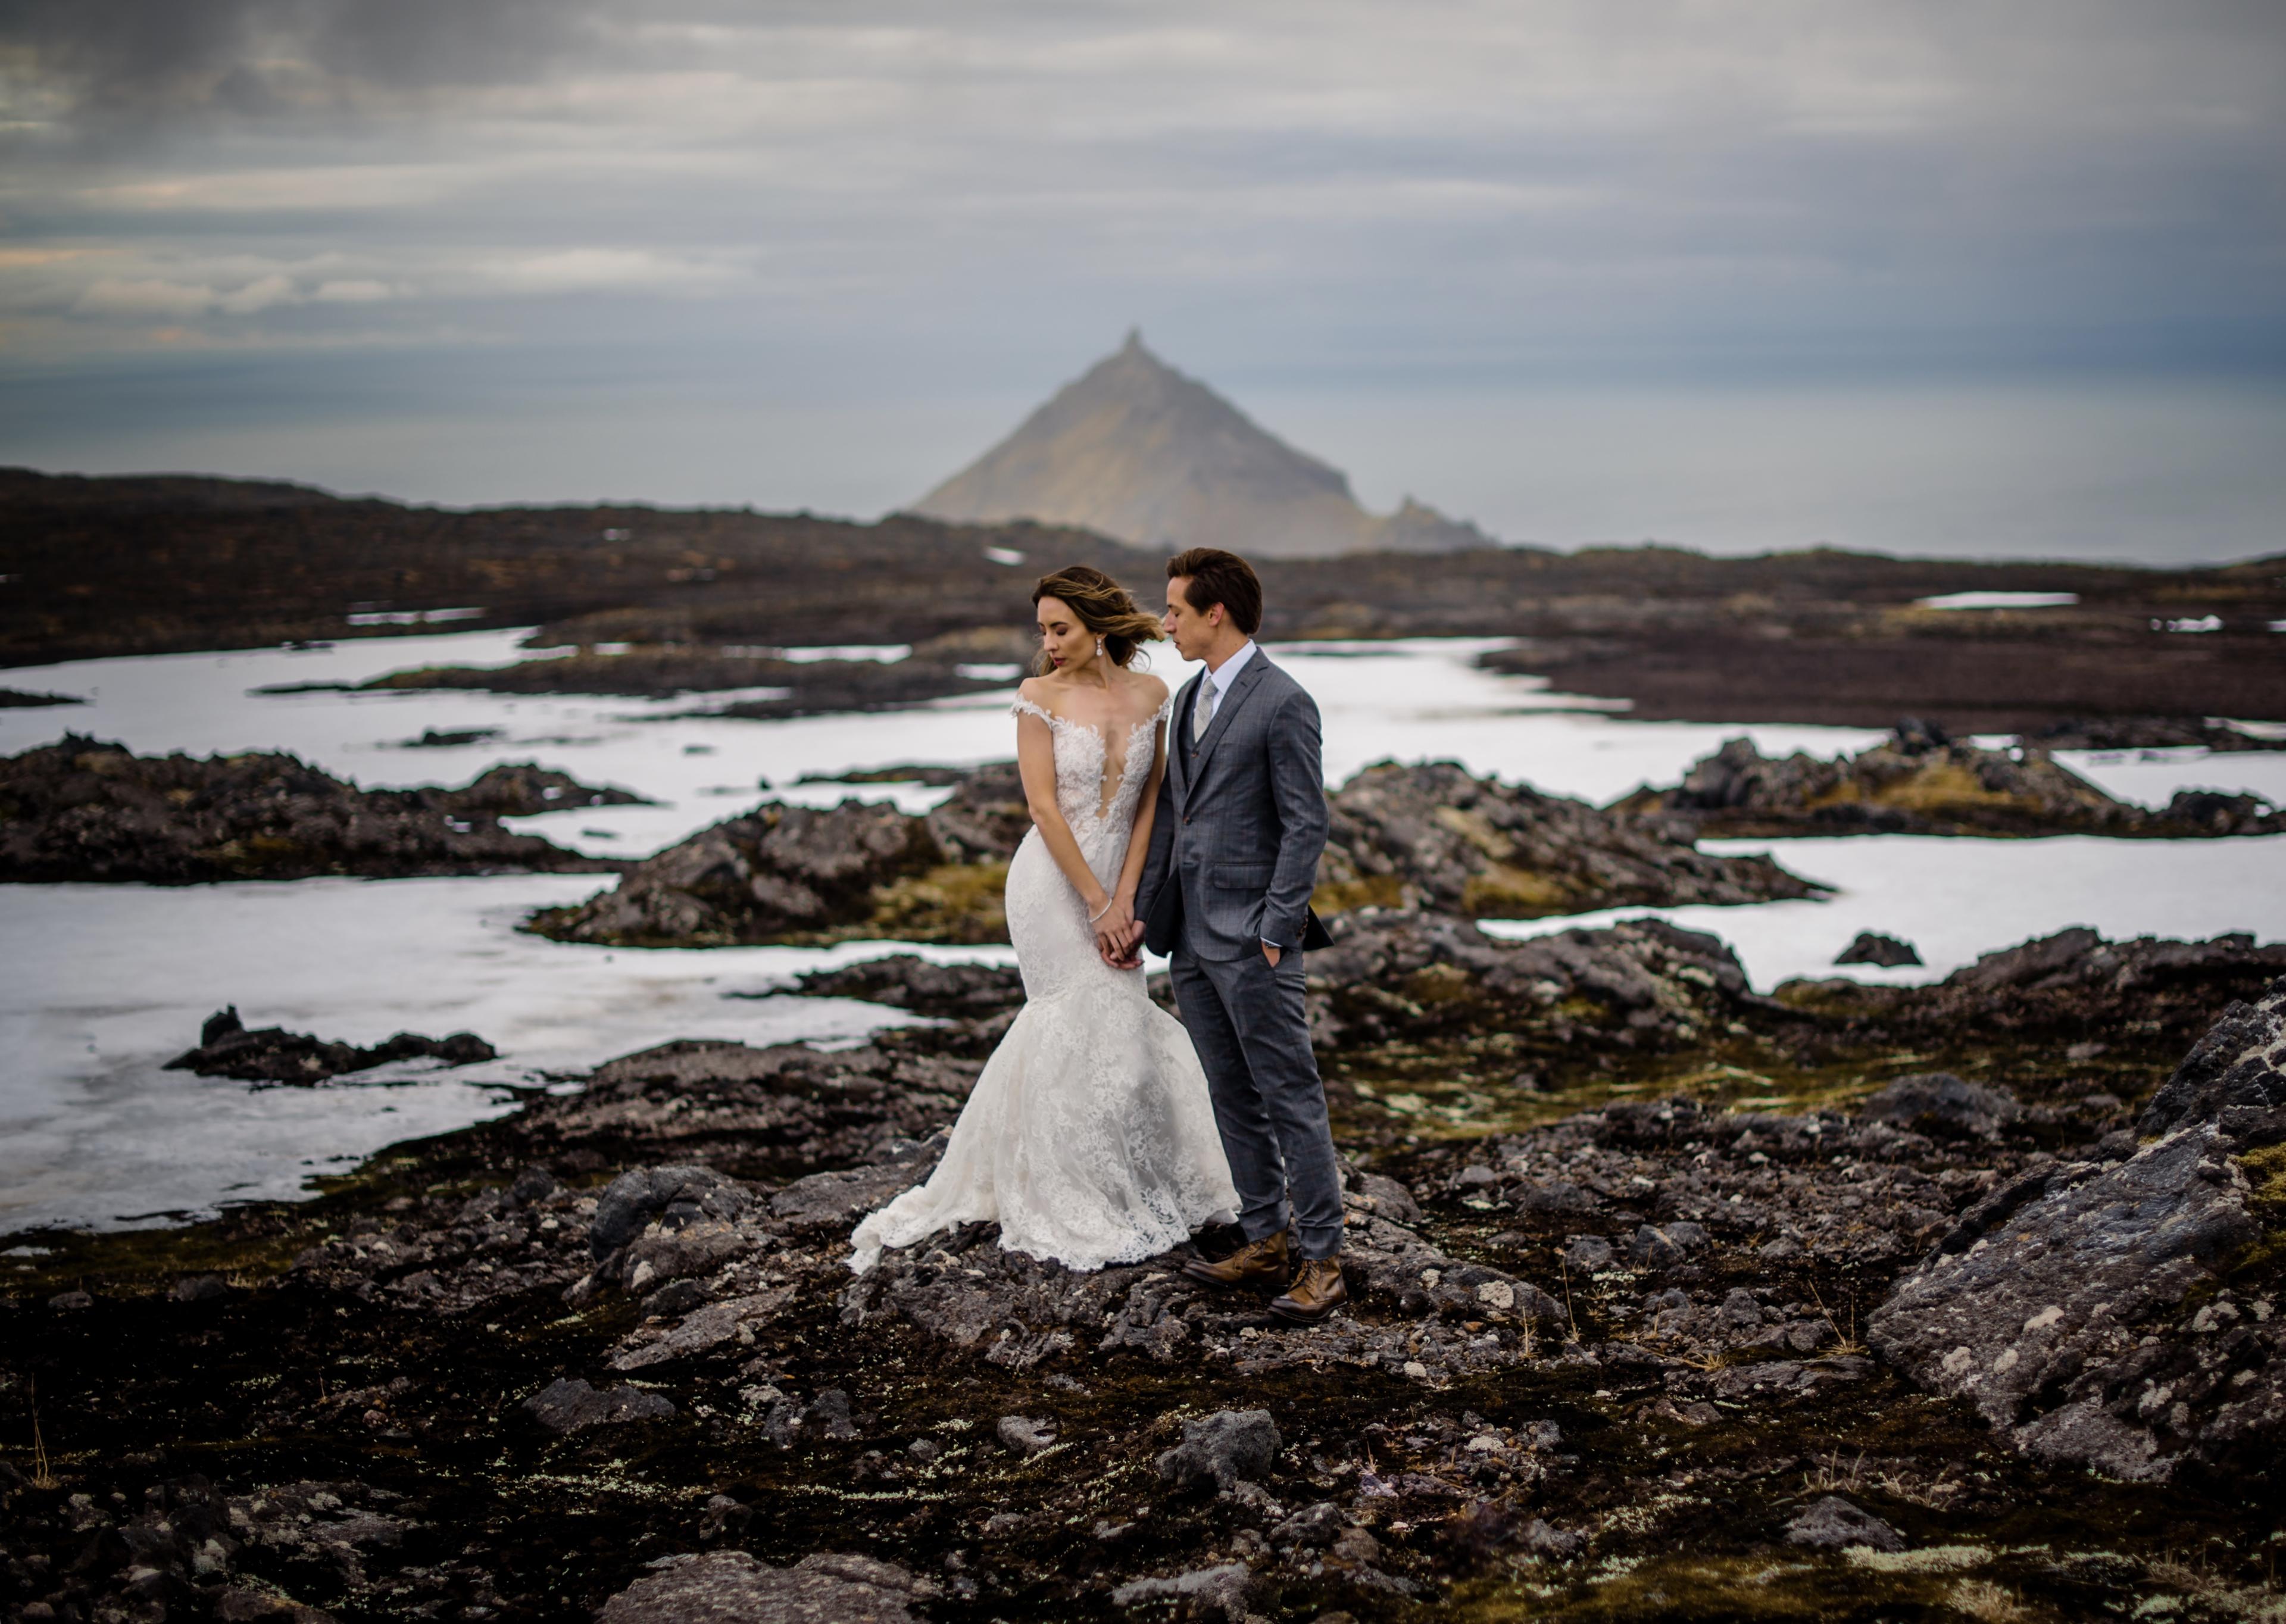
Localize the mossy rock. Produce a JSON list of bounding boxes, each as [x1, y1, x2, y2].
[[866, 863, 1010, 945]]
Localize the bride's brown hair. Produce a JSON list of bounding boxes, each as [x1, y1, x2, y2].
[[1030, 565, 1164, 675]]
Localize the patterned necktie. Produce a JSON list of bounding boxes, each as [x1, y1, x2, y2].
[[1192, 677, 1215, 743]]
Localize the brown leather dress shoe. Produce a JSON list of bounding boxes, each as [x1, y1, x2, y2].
[[1268, 1256, 1348, 1325], [1181, 1228, 1290, 1290]]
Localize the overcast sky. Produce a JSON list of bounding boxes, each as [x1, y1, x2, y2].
[[2, 1, 2282, 561]]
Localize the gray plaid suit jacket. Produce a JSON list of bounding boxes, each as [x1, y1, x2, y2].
[[1138, 650, 1332, 961]]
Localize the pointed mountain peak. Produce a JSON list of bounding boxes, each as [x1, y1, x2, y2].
[[913, 336, 1496, 559]]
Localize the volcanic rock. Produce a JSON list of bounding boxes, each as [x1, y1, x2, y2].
[[997, 1414, 1057, 1456], [358, 642, 1013, 723], [1156, 1409, 1281, 1492], [1108, 1562, 1258, 1620], [1784, 1496, 1903, 1553], [1306, 911, 1769, 1053], [1617, 728, 2284, 838], [1317, 760, 1823, 919], [502, 1036, 980, 1187], [920, 760, 1033, 864], [589, 1165, 756, 1261], [535, 756, 1823, 949], [1835, 931, 1921, 967], [520, 1378, 676, 1435], [1779, 929, 2286, 1050], [0, 737, 612, 883], [1869, 977, 2286, 1480], [595, 1550, 924, 1623], [793, 955, 1026, 1019], [2027, 717, 2286, 753], [435, 762, 647, 817], [165, 1007, 496, 1086], [526, 796, 992, 947]]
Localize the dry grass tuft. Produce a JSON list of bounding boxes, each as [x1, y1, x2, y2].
[[1947, 1578, 2028, 1620]]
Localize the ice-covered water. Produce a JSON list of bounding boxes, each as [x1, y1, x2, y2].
[[0, 630, 1906, 857], [4, 628, 2281, 1232], [0, 874, 1016, 1233]]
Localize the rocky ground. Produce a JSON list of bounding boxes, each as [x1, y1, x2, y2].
[[0, 740, 630, 884], [531, 760, 1823, 950], [5, 921, 2283, 1622], [1614, 724, 2284, 840], [2022, 717, 2286, 754], [10, 471, 2285, 738]]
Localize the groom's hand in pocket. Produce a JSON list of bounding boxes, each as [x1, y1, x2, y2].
[[1261, 942, 1282, 969]]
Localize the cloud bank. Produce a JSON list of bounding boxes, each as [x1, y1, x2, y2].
[[0, 1, 2280, 557]]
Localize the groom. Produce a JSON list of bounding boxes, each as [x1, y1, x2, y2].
[[1132, 547, 1346, 1325]]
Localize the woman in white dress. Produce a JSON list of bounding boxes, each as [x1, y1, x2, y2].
[[850, 566, 1239, 1273]]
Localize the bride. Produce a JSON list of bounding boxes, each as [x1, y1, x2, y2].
[[849, 566, 1239, 1273]]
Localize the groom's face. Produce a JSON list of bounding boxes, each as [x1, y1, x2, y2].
[[1164, 576, 1220, 661]]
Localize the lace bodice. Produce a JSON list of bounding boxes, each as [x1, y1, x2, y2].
[[1011, 693, 1171, 846]]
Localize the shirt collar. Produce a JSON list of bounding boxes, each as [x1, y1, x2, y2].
[[1207, 639, 1259, 696]]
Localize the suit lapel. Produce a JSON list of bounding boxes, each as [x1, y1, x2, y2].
[[1170, 670, 1205, 807], [1189, 652, 1270, 788]]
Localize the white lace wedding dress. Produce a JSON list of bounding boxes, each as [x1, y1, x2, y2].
[[849, 694, 1238, 1273]]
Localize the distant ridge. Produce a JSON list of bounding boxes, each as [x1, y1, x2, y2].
[[910, 332, 1495, 558]]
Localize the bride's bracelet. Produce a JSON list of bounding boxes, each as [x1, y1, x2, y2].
[[1088, 897, 1117, 925]]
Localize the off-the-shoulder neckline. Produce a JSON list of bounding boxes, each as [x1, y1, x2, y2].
[[1011, 690, 1172, 729]]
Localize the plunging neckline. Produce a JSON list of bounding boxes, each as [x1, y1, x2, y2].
[[1012, 695, 1166, 825]]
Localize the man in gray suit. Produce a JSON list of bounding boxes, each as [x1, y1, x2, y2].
[[1130, 546, 1347, 1324]]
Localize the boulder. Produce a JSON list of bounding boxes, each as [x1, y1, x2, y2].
[[1155, 1409, 1280, 1492], [1316, 759, 1823, 920], [589, 1165, 755, 1261], [770, 1163, 929, 1233], [530, 797, 954, 947], [1783, 1496, 1903, 1553], [165, 1007, 496, 1086], [436, 762, 647, 818], [519, 1378, 676, 1435], [2137, 984, 2286, 1136], [1869, 978, 2286, 1481], [997, 1415, 1057, 1456], [608, 1289, 794, 1372], [1835, 932, 1921, 967], [595, 1550, 925, 1623], [1108, 1563, 1257, 1622], [1308, 910, 1770, 1053], [793, 955, 1026, 1019]]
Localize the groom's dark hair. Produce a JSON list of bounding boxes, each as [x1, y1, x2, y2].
[[1167, 547, 1263, 636]]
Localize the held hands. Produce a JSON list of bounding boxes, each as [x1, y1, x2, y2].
[[1092, 894, 1140, 969]]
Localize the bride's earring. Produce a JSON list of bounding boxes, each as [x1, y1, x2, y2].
[[1095, 638, 1105, 660]]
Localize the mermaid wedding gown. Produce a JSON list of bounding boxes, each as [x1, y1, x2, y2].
[[849, 694, 1238, 1273]]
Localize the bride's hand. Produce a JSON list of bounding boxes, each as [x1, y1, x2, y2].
[[1092, 896, 1136, 964]]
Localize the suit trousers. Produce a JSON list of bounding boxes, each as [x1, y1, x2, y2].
[[1170, 945, 1345, 1260]]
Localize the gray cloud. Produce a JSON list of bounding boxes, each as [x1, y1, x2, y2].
[[0, 1, 2279, 558], [0, 0, 603, 130]]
